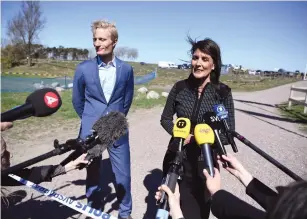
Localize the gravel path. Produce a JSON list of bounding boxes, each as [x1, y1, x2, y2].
[[2, 81, 307, 219]]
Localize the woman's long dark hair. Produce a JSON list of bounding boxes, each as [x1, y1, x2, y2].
[[187, 35, 222, 84], [266, 180, 307, 219]]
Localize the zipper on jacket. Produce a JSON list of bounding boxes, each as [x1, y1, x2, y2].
[[191, 89, 204, 134]]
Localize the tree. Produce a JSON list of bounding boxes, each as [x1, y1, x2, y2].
[[88, 48, 96, 59], [1, 38, 10, 48], [83, 49, 89, 60], [1, 43, 26, 69], [72, 48, 78, 60], [127, 48, 138, 61], [32, 43, 46, 60], [114, 46, 128, 60], [7, 1, 46, 66]]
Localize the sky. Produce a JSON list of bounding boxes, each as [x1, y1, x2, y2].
[[1, 1, 307, 72]]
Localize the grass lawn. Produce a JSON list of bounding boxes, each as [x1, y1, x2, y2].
[[277, 102, 307, 132], [2, 59, 300, 91], [1, 88, 167, 134], [1, 60, 302, 132]]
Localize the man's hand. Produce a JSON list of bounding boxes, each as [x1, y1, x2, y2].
[[1, 122, 13, 170], [155, 183, 183, 219], [218, 154, 253, 187], [203, 168, 221, 195], [1, 122, 13, 131], [184, 134, 194, 145], [64, 153, 90, 172]]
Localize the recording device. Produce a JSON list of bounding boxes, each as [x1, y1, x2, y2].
[[60, 111, 129, 168], [1, 112, 128, 176], [1, 88, 62, 122], [194, 124, 215, 177], [213, 104, 238, 152], [203, 112, 229, 167], [156, 117, 191, 219]]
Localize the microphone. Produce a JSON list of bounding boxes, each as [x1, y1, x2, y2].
[[1, 88, 62, 122], [1, 111, 128, 176], [194, 124, 215, 177], [156, 117, 191, 219], [228, 130, 302, 181], [60, 111, 128, 167], [213, 104, 238, 153], [203, 112, 229, 167]]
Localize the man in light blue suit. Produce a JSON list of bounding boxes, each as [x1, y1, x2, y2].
[[72, 20, 134, 219]]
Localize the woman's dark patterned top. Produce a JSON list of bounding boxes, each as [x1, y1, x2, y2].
[[160, 74, 235, 149]]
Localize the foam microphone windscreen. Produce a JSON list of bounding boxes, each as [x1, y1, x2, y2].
[[85, 111, 128, 160], [26, 88, 62, 117]]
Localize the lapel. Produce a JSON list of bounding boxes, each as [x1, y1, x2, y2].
[[109, 57, 122, 103], [93, 57, 107, 104]]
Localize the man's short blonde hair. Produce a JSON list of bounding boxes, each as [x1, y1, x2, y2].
[[91, 20, 118, 41]]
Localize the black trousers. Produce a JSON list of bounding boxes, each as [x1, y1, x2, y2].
[[162, 143, 218, 219]]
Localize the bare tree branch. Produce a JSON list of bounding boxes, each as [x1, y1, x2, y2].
[[127, 48, 138, 60], [6, 1, 46, 66]]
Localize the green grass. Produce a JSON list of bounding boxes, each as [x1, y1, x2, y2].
[[277, 102, 307, 132], [2, 73, 59, 79], [2, 60, 77, 77], [1, 88, 167, 137], [2, 59, 300, 91], [130, 88, 167, 111], [1, 88, 167, 122], [223, 76, 299, 92]]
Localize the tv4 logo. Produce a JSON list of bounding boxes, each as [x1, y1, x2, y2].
[[214, 105, 228, 119]]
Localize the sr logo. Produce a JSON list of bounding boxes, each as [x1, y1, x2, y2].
[[176, 119, 186, 128]]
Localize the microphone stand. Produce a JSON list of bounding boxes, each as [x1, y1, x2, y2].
[[228, 130, 303, 181], [1, 132, 97, 176], [155, 139, 185, 219]]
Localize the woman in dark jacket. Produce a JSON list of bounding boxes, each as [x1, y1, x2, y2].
[[160, 36, 235, 219], [156, 154, 307, 219]]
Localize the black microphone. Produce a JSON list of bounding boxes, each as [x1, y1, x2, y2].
[[1, 111, 128, 176], [213, 104, 238, 153], [1, 88, 62, 122], [60, 111, 128, 167], [203, 112, 229, 167], [194, 124, 215, 177], [228, 130, 302, 181]]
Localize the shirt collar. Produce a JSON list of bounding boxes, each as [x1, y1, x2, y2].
[[97, 55, 117, 68]]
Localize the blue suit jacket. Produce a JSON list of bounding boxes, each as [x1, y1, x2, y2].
[[72, 56, 134, 145]]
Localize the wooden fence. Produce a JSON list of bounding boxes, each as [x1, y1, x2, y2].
[[288, 85, 307, 114]]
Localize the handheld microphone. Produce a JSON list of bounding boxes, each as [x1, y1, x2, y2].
[[156, 117, 191, 219], [1, 88, 62, 122], [1, 112, 128, 177], [213, 104, 238, 153], [203, 112, 229, 167], [228, 130, 302, 181], [60, 111, 128, 168], [194, 124, 215, 177]]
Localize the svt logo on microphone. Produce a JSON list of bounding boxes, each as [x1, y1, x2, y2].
[[44, 92, 59, 108]]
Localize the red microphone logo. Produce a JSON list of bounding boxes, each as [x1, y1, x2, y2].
[[44, 92, 59, 108]]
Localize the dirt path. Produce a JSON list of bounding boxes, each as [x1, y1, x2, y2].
[[2, 81, 307, 219]]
